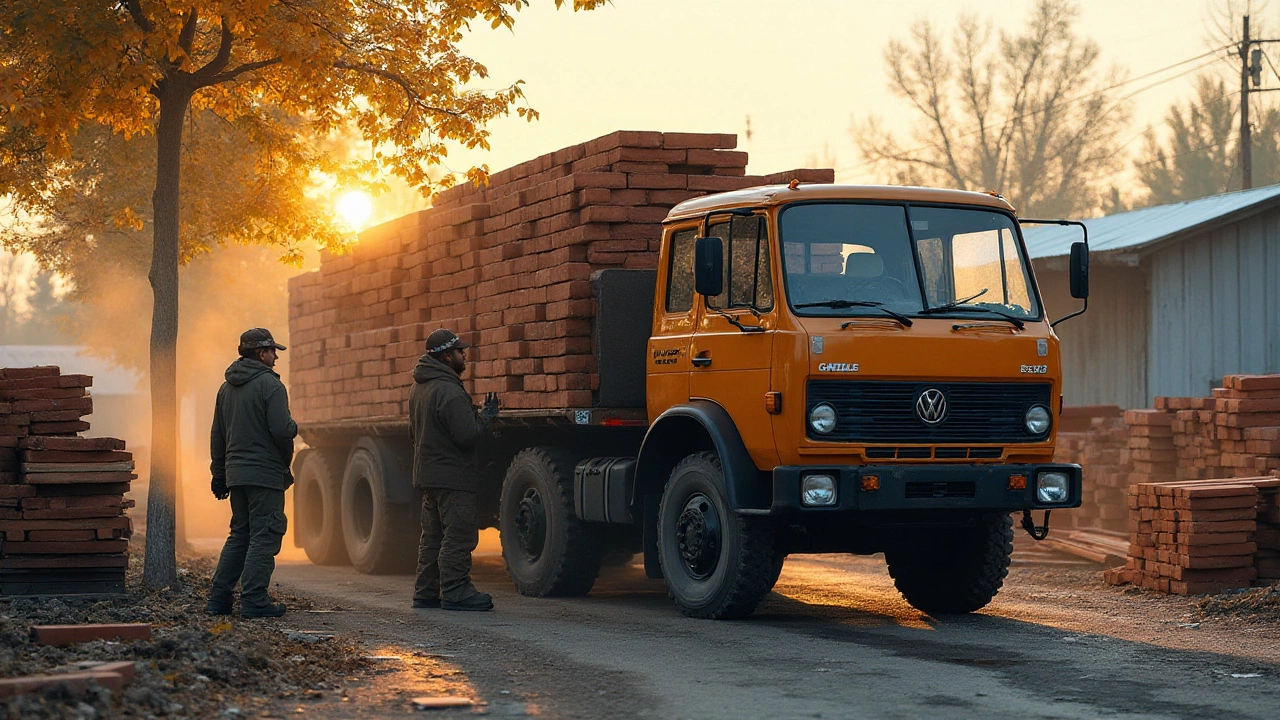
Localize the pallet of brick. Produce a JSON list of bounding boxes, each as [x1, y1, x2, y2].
[[1252, 477, 1280, 583], [1055, 408, 1131, 532], [1216, 375, 1280, 475], [1107, 478, 1278, 594], [288, 130, 834, 424]]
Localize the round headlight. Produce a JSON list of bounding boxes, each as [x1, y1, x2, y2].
[[809, 403, 838, 434], [1024, 404, 1051, 435]]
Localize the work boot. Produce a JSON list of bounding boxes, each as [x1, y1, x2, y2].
[[441, 592, 493, 612], [204, 600, 233, 616], [241, 602, 287, 619], [412, 598, 441, 609]]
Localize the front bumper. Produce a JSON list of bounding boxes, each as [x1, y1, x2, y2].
[[767, 463, 1082, 514]]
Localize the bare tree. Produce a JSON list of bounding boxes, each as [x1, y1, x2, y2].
[[854, 0, 1131, 217]]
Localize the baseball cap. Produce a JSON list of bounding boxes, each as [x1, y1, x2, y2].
[[239, 327, 286, 352], [426, 328, 470, 355]]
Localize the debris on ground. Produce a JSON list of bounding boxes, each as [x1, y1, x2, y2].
[[1192, 582, 1280, 621], [0, 545, 373, 718]]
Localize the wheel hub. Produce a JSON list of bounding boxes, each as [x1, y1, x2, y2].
[[514, 487, 546, 562], [675, 493, 720, 580]]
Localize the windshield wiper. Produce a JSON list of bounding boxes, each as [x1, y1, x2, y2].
[[919, 290, 1025, 329], [795, 299, 914, 328]]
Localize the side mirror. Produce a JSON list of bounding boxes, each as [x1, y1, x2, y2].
[[694, 236, 724, 297], [1069, 241, 1089, 299]]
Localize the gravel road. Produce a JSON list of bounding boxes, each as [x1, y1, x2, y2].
[[272, 540, 1280, 720]]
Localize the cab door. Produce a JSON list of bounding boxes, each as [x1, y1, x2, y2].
[[647, 226, 700, 422], [688, 215, 780, 470]]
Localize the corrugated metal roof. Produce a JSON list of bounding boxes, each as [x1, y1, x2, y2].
[[0, 346, 142, 395], [1022, 183, 1280, 259]]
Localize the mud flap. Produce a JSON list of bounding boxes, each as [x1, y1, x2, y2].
[[643, 492, 663, 579]]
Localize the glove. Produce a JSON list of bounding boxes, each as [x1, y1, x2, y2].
[[481, 392, 500, 421], [211, 476, 229, 501]]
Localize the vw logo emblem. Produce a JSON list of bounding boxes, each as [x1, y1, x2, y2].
[[916, 388, 947, 424]]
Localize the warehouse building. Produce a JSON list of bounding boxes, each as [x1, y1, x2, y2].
[[1024, 185, 1280, 408]]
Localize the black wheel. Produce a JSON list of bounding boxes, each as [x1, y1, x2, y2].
[[499, 448, 603, 597], [294, 449, 350, 565], [341, 438, 416, 575], [883, 512, 1014, 614], [657, 452, 775, 619], [767, 551, 787, 591]]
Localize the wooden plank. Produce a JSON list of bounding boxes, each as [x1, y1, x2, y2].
[[21, 507, 128, 520], [33, 482, 131, 496], [20, 450, 133, 463], [0, 517, 132, 532], [19, 437, 126, 451], [0, 554, 128, 569], [22, 464, 136, 475], [20, 495, 127, 509], [0, 539, 128, 554], [31, 623, 151, 645]]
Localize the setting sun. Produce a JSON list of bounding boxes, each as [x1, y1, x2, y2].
[[337, 190, 373, 230]]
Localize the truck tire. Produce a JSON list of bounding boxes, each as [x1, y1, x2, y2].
[[499, 448, 603, 597], [657, 452, 775, 619], [883, 512, 1014, 614], [341, 438, 416, 575], [294, 449, 350, 565]]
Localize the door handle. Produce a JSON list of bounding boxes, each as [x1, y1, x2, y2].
[[691, 356, 712, 368]]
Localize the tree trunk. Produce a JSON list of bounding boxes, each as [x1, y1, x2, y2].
[[143, 82, 192, 588]]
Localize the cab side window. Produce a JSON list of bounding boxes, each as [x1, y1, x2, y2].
[[706, 215, 773, 311], [665, 228, 698, 313]]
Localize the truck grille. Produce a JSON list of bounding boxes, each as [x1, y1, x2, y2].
[[806, 380, 1051, 444]]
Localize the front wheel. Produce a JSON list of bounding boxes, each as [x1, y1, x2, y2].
[[499, 448, 603, 597], [883, 512, 1014, 614], [657, 452, 775, 619]]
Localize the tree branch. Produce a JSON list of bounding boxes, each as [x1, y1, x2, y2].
[[177, 9, 199, 56], [123, 0, 153, 33], [192, 16, 235, 84], [206, 58, 283, 85]]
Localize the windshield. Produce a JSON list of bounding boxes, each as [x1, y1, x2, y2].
[[778, 203, 1041, 320]]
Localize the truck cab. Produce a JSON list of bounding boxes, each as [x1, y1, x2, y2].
[[632, 184, 1083, 617]]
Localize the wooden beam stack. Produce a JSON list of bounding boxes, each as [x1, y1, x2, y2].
[[288, 130, 833, 424], [0, 366, 134, 596]]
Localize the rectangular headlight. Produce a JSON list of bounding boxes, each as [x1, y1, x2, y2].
[[1036, 471, 1070, 504], [801, 474, 837, 507]]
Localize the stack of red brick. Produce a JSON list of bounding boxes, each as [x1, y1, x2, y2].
[[1105, 477, 1280, 594], [1124, 408, 1178, 487], [1254, 481, 1280, 584], [1054, 406, 1130, 532], [0, 367, 134, 596], [288, 130, 833, 423]]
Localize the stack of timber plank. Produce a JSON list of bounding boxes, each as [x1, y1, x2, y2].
[[1105, 477, 1280, 594], [288, 130, 833, 423], [1252, 479, 1280, 584], [1165, 395, 1226, 481], [0, 366, 134, 596]]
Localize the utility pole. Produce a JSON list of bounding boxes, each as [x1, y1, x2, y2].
[[1241, 14, 1253, 190]]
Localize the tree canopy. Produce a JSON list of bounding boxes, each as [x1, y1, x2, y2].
[[0, 0, 602, 586], [854, 0, 1130, 218]]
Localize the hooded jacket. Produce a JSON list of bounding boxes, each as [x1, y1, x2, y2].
[[211, 357, 298, 490], [409, 354, 488, 491]]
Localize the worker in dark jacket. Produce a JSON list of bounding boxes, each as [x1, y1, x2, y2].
[[206, 327, 298, 619], [410, 328, 499, 611]]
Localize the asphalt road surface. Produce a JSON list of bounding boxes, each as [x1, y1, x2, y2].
[[272, 542, 1280, 719]]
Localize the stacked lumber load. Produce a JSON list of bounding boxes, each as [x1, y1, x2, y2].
[[1054, 407, 1131, 532], [0, 366, 134, 596], [1165, 395, 1225, 481], [1105, 477, 1280, 594], [1253, 479, 1280, 584], [288, 130, 833, 423], [1124, 408, 1177, 485]]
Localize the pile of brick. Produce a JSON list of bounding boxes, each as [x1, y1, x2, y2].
[[1105, 477, 1280, 594], [288, 130, 833, 423], [1215, 375, 1280, 476], [1164, 396, 1225, 480], [0, 367, 134, 596], [1254, 477, 1280, 584], [1054, 406, 1131, 532], [1124, 408, 1178, 485]]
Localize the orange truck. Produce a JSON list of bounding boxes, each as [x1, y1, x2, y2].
[[291, 182, 1090, 619]]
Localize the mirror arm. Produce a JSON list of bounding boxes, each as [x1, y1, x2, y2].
[[1050, 296, 1087, 328]]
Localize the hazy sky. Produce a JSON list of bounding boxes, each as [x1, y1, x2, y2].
[[441, 0, 1243, 187]]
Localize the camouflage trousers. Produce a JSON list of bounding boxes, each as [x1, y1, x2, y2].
[[413, 488, 480, 604], [209, 485, 287, 611]]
